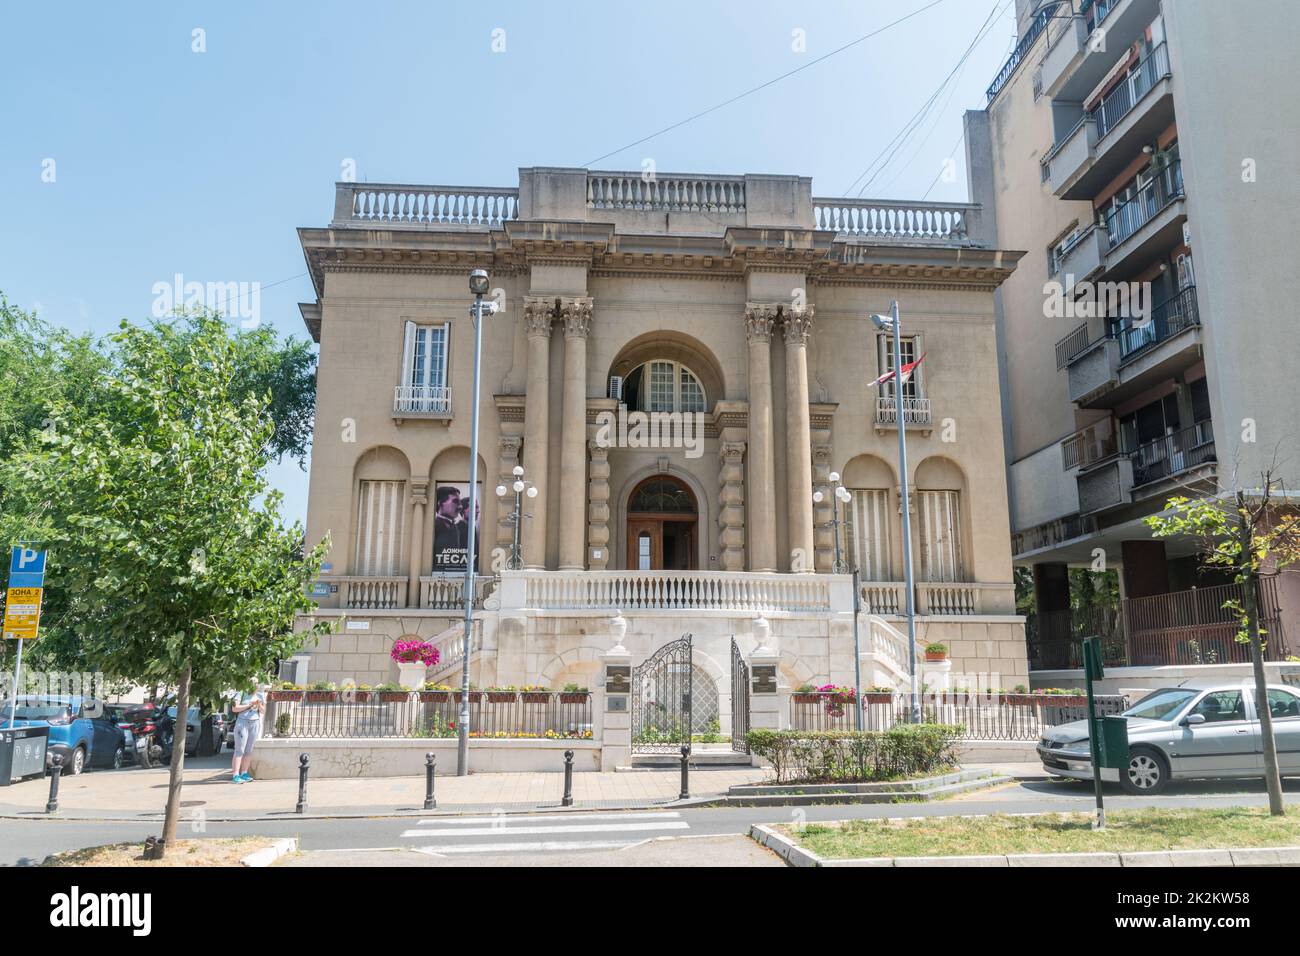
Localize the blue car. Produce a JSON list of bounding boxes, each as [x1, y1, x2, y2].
[[5, 696, 126, 775]]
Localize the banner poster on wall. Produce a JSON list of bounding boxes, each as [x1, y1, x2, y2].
[[432, 480, 481, 572]]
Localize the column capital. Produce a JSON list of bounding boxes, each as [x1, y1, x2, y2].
[[559, 296, 594, 338], [782, 305, 815, 346], [410, 478, 429, 507], [587, 438, 610, 461], [721, 440, 747, 463], [499, 434, 523, 458], [522, 297, 556, 337], [743, 302, 779, 342]]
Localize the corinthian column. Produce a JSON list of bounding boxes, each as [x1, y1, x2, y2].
[[521, 298, 555, 569], [558, 296, 593, 570], [784, 306, 815, 572], [744, 303, 778, 572]]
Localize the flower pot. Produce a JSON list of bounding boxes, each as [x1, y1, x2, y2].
[[419, 691, 450, 702], [304, 691, 338, 703], [792, 693, 820, 704], [487, 692, 516, 704], [559, 693, 588, 704], [924, 652, 948, 662], [269, 690, 303, 702], [378, 691, 409, 703], [520, 692, 551, 704], [454, 691, 482, 703], [396, 661, 428, 691], [862, 693, 893, 705], [348, 691, 374, 703]]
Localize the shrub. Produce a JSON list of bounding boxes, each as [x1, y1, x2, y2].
[[745, 725, 962, 784]]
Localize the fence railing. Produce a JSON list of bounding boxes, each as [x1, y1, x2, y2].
[[334, 183, 519, 228], [264, 691, 594, 740], [515, 569, 833, 612], [875, 396, 932, 426], [814, 199, 976, 242], [336, 576, 407, 610], [1129, 419, 1215, 487], [1027, 606, 1128, 670], [986, 1, 1060, 101], [1117, 285, 1200, 359], [587, 172, 746, 213], [1094, 43, 1170, 139], [393, 384, 452, 416], [420, 574, 494, 610], [790, 691, 1129, 740], [1061, 422, 1119, 471], [1124, 578, 1289, 666], [1054, 322, 1091, 369]]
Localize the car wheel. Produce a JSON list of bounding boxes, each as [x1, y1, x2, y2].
[[70, 746, 86, 776], [111, 747, 124, 770], [1121, 747, 1168, 795]]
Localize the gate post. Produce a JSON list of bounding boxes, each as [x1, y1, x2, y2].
[[600, 613, 633, 771], [748, 617, 787, 745]]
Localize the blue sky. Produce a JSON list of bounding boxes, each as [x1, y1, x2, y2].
[[1, 0, 1018, 527]]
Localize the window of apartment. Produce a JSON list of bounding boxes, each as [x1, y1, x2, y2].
[[845, 488, 894, 582], [354, 479, 406, 576], [1048, 226, 1082, 275], [622, 360, 707, 413], [401, 321, 449, 394], [1118, 393, 1181, 452], [876, 334, 923, 401], [916, 489, 964, 582]]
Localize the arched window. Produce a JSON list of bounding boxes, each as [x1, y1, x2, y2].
[[622, 360, 706, 413]]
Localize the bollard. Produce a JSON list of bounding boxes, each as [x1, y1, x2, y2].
[[296, 753, 310, 814], [45, 754, 63, 813], [562, 749, 574, 807], [679, 744, 690, 800], [424, 752, 437, 810]]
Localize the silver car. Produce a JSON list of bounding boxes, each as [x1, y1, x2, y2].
[[1038, 681, 1300, 794]]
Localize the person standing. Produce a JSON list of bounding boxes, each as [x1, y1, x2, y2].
[[230, 683, 267, 783]]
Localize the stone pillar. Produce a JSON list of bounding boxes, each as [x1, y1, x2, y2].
[[558, 297, 593, 570], [407, 480, 428, 609], [744, 303, 778, 572], [783, 306, 816, 572], [587, 440, 611, 570], [717, 440, 747, 571], [812, 442, 834, 572], [496, 435, 523, 564], [748, 616, 786, 736], [600, 613, 632, 771], [521, 298, 555, 569]]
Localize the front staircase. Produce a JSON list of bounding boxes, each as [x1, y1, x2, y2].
[[423, 619, 483, 685], [860, 614, 926, 690], [622, 744, 756, 771]]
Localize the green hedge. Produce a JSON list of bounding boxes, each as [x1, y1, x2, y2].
[[746, 724, 963, 784]]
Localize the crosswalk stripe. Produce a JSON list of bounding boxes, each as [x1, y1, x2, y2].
[[400, 821, 690, 838], [414, 840, 639, 855], [413, 811, 680, 826]]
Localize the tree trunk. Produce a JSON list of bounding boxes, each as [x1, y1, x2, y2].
[[1244, 565, 1285, 816], [160, 664, 192, 855]]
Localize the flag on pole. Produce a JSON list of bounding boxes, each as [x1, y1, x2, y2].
[[869, 351, 926, 387]]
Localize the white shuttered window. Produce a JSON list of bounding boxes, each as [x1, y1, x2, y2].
[[845, 489, 893, 582], [354, 480, 406, 575], [916, 490, 964, 582]]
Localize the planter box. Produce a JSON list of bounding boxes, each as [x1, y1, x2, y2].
[[454, 692, 483, 703], [924, 653, 948, 662], [419, 691, 451, 702], [304, 692, 339, 703], [862, 693, 893, 705], [378, 692, 410, 703], [269, 690, 303, 702], [792, 693, 821, 704], [559, 693, 589, 704], [520, 692, 551, 704], [487, 692, 517, 703], [348, 691, 374, 703]]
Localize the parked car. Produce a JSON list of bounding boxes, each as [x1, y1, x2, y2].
[[103, 703, 138, 763], [4, 696, 126, 774], [158, 704, 225, 761], [1038, 681, 1300, 794]]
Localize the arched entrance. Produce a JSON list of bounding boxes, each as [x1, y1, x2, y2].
[[626, 476, 698, 570]]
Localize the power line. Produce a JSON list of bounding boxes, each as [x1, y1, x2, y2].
[[580, 0, 952, 168], [844, 0, 1007, 197]]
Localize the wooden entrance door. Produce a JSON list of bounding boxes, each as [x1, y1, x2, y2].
[[626, 476, 699, 571], [627, 519, 663, 571]]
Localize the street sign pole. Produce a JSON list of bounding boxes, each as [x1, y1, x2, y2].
[[4, 546, 48, 727], [1083, 636, 1105, 829], [7, 639, 22, 730]]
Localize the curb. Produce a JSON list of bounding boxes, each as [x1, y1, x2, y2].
[[747, 824, 1300, 868], [241, 837, 298, 867], [696, 772, 1010, 808]]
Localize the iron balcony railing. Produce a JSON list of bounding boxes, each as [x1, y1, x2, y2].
[[1082, 0, 1122, 30], [1094, 42, 1170, 139], [1130, 419, 1215, 487], [1106, 159, 1183, 248], [987, 2, 1061, 101], [1027, 606, 1127, 669], [1060, 422, 1119, 470], [1116, 285, 1200, 359], [394, 384, 452, 415], [875, 395, 932, 426]]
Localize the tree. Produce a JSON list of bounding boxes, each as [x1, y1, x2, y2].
[[3, 314, 330, 855], [0, 297, 318, 679], [1145, 467, 1300, 816]]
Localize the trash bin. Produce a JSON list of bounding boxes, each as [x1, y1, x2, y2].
[[0, 725, 49, 784]]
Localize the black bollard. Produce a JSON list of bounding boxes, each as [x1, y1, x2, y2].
[[45, 754, 63, 813], [562, 749, 574, 807], [296, 753, 310, 814], [679, 744, 690, 800], [424, 752, 437, 810]]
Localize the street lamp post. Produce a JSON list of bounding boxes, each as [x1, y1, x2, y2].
[[814, 473, 861, 728], [871, 300, 920, 722], [458, 269, 497, 775], [495, 466, 539, 571]]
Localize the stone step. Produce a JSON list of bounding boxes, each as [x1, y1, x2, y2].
[[625, 751, 754, 769]]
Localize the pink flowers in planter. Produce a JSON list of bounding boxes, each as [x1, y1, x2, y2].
[[817, 684, 857, 717], [391, 638, 441, 667]]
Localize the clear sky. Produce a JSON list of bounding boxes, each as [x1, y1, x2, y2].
[[1, 0, 1018, 528]]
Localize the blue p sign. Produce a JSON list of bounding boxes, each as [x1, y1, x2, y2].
[[8, 547, 46, 588]]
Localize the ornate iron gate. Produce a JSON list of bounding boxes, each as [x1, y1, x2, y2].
[[731, 636, 750, 753], [631, 634, 693, 754]]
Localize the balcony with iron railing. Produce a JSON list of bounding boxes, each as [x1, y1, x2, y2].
[[393, 384, 452, 419], [874, 395, 932, 429], [1104, 159, 1184, 251], [1075, 417, 1215, 514], [1046, 43, 1174, 200], [1116, 285, 1199, 360], [986, 1, 1061, 102], [1130, 419, 1216, 488], [1039, 0, 1158, 100]]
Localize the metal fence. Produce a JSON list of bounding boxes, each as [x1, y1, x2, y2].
[[264, 692, 594, 739], [790, 692, 1129, 741]]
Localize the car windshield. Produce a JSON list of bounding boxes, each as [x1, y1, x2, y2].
[[1122, 688, 1198, 721]]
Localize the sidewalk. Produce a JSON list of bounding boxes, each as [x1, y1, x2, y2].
[[0, 755, 769, 821]]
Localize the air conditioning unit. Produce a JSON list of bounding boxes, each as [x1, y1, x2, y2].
[[278, 656, 311, 686], [608, 375, 623, 400]]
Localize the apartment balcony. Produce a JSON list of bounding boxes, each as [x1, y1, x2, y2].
[[1075, 418, 1215, 516], [1039, 0, 1161, 101], [874, 396, 933, 432], [1099, 161, 1186, 279], [1049, 43, 1175, 201], [1075, 454, 1133, 515], [1055, 224, 1107, 288], [393, 385, 452, 422], [1066, 334, 1121, 405]]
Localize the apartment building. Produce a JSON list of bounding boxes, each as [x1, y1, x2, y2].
[[290, 165, 1029, 720], [968, 0, 1300, 674]]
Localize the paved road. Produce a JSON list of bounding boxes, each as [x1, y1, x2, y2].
[[7, 777, 1300, 866]]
